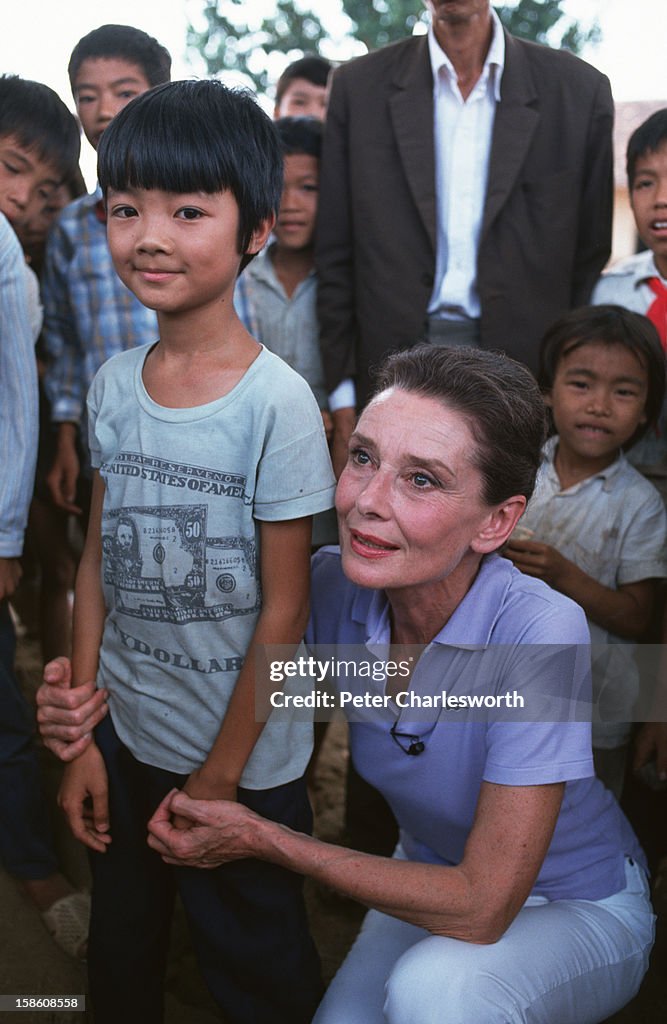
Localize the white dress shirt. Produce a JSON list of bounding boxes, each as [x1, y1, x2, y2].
[[428, 9, 504, 320], [329, 11, 505, 410]]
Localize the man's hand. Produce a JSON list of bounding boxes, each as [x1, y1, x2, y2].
[[58, 742, 111, 852], [148, 790, 262, 868], [504, 538, 572, 589], [47, 424, 81, 514], [0, 557, 22, 601], [330, 406, 355, 479], [36, 657, 108, 761]]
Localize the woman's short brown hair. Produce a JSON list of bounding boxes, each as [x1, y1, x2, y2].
[[372, 344, 546, 506]]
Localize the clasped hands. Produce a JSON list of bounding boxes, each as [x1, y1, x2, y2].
[[37, 657, 249, 866]]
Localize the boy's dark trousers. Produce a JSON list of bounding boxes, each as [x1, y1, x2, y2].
[[88, 715, 323, 1024], [0, 601, 59, 879]]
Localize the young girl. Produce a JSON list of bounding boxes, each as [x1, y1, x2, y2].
[[507, 304, 667, 797]]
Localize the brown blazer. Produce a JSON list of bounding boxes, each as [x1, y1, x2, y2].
[[316, 30, 614, 404]]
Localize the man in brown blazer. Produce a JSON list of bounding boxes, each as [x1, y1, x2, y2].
[[317, 0, 614, 473]]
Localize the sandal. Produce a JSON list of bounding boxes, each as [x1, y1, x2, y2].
[[41, 891, 90, 960]]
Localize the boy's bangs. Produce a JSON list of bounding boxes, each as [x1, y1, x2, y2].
[[99, 114, 234, 195]]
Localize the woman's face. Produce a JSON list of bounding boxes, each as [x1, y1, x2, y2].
[[336, 388, 500, 595]]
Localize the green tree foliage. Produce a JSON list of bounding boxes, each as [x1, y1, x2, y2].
[[188, 0, 599, 96], [496, 0, 601, 51]]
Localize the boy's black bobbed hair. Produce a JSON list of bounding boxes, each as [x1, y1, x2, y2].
[[275, 116, 323, 160], [275, 55, 332, 105], [68, 24, 171, 91], [539, 304, 666, 447], [627, 108, 667, 189], [0, 75, 80, 181], [97, 80, 283, 268]]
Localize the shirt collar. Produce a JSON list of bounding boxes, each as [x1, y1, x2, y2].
[[247, 244, 316, 287], [77, 184, 103, 211], [635, 249, 667, 287], [542, 435, 625, 492], [351, 552, 514, 650], [427, 7, 505, 101]]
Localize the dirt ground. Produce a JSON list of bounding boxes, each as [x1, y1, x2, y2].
[[6, 632, 667, 1024]]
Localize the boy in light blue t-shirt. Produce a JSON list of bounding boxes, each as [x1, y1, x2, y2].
[[58, 81, 334, 1024]]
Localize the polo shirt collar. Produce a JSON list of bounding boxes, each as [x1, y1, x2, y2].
[[351, 552, 513, 650]]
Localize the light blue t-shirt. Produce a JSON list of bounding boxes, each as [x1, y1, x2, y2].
[[306, 549, 645, 900], [88, 343, 336, 786]]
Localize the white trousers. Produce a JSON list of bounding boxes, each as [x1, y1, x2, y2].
[[313, 857, 655, 1024]]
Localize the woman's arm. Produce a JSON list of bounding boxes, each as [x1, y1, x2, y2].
[[180, 516, 312, 804], [36, 658, 108, 761], [149, 779, 564, 944]]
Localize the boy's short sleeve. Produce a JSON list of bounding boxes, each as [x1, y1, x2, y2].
[[253, 354, 336, 521], [86, 366, 103, 470], [617, 480, 667, 585]]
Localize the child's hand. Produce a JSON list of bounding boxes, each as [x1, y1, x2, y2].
[[172, 768, 237, 830], [0, 557, 22, 601], [504, 538, 572, 589], [58, 743, 111, 852], [633, 722, 667, 779]]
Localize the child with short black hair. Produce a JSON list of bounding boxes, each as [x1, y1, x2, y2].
[[67, 22, 171, 93], [592, 108, 667, 474], [237, 116, 336, 546], [506, 304, 667, 797], [42, 24, 171, 525], [274, 54, 331, 119], [58, 80, 333, 1024]]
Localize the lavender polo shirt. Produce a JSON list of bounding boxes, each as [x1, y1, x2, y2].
[[307, 549, 645, 900]]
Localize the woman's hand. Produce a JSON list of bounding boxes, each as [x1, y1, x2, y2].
[[58, 743, 111, 852], [36, 657, 108, 761], [171, 769, 238, 830], [147, 790, 262, 867]]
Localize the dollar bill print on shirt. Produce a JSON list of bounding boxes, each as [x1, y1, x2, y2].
[[100, 451, 260, 625]]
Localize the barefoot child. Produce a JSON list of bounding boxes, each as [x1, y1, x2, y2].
[[57, 80, 334, 1023]]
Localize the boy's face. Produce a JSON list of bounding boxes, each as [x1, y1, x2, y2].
[[274, 79, 327, 120], [18, 182, 72, 253], [630, 139, 667, 278], [0, 135, 61, 230], [274, 153, 319, 253], [547, 341, 648, 469], [106, 187, 273, 317], [73, 57, 152, 150]]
